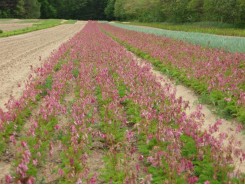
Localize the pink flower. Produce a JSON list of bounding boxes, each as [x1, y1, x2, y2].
[[188, 176, 199, 184], [76, 178, 82, 184], [33, 159, 38, 166], [10, 135, 16, 145], [5, 175, 12, 183], [138, 155, 144, 161], [224, 97, 231, 102], [54, 124, 61, 130], [27, 176, 35, 184], [126, 130, 134, 141], [58, 169, 64, 176], [89, 174, 97, 184], [236, 124, 244, 133], [21, 141, 28, 148]]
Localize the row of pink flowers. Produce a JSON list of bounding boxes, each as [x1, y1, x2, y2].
[[99, 23, 245, 107], [1, 21, 245, 183]]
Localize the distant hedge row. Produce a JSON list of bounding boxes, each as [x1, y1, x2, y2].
[[106, 0, 245, 25], [1, 0, 245, 26]]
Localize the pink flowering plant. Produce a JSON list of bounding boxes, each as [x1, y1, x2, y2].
[[0, 21, 245, 184], [99, 23, 245, 124]]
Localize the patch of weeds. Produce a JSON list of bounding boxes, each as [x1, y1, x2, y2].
[[54, 61, 64, 72], [180, 135, 231, 183], [180, 135, 197, 158], [72, 68, 79, 78], [58, 145, 84, 183], [95, 86, 125, 144], [122, 99, 141, 126], [112, 74, 141, 126], [148, 166, 167, 183], [74, 85, 81, 99], [27, 163, 38, 178], [38, 75, 53, 97], [11, 117, 59, 181], [112, 73, 130, 98], [137, 135, 170, 183], [0, 139, 6, 155], [138, 134, 156, 156], [0, 105, 33, 155], [194, 151, 224, 183], [101, 153, 125, 183]]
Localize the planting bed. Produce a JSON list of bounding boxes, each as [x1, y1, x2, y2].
[[0, 21, 245, 183]]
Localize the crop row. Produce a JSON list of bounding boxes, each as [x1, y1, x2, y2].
[[108, 22, 245, 53], [0, 21, 244, 183], [119, 22, 245, 38], [100, 23, 245, 124]]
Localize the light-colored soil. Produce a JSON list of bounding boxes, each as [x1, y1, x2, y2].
[[0, 23, 33, 31], [133, 55, 245, 173], [0, 19, 39, 24], [0, 19, 19, 24], [0, 21, 87, 111]]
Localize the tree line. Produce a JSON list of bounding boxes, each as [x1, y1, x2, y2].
[[107, 0, 245, 25], [0, 0, 245, 25], [0, 0, 107, 20]]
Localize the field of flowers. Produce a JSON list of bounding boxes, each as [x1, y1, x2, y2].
[[0, 21, 245, 183], [100, 23, 245, 124], [109, 22, 245, 53]]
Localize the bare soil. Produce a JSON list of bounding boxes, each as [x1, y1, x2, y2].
[[0, 23, 33, 31], [0, 21, 87, 111]]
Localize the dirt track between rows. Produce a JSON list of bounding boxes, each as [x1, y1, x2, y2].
[[0, 21, 87, 110]]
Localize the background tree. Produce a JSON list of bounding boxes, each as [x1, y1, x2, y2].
[[23, 0, 40, 18], [38, 0, 56, 18], [161, 0, 191, 23], [105, 0, 115, 20], [114, 0, 126, 20], [15, 0, 25, 17], [187, 0, 204, 22], [0, 0, 17, 17], [238, 0, 245, 25], [203, 0, 239, 23], [0, 0, 244, 26]]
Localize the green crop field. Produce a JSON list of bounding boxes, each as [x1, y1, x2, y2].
[[110, 22, 245, 53]]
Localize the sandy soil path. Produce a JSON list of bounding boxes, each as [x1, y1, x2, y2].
[[0, 21, 87, 110], [133, 55, 245, 173]]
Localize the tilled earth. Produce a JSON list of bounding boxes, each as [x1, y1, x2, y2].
[[0, 23, 33, 31], [0, 21, 87, 110]]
